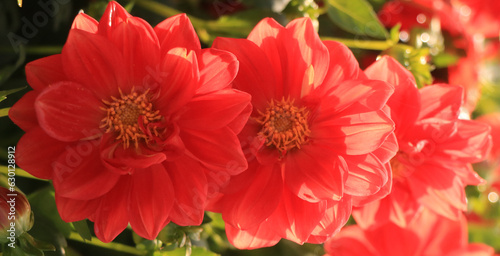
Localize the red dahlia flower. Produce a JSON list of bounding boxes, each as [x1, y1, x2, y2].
[[325, 209, 495, 256], [207, 17, 397, 249], [353, 56, 491, 229], [9, 1, 251, 242]]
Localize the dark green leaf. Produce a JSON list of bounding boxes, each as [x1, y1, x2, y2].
[[28, 187, 72, 237], [326, 0, 388, 39], [0, 87, 26, 103], [72, 220, 92, 241], [0, 107, 10, 117]]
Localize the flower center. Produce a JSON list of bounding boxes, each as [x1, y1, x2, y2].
[[100, 89, 163, 148], [256, 97, 311, 154]]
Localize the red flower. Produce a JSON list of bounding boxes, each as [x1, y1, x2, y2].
[[9, 1, 251, 242], [207, 17, 396, 249], [324, 209, 495, 256], [353, 56, 491, 229]]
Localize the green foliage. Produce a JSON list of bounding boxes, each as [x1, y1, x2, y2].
[[326, 0, 389, 39]]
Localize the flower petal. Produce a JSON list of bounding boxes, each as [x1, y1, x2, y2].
[[55, 195, 100, 222], [225, 222, 281, 249], [97, 1, 132, 38], [284, 144, 344, 202], [196, 48, 239, 94], [16, 127, 68, 179], [62, 29, 128, 99], [154, 14, 200, 56], [167, 156, 208, 226], [321, 40, 362, 89], [269, 188, 327, 243], [71, 13, 98, 33], [129, 164, 174, 240], [178, 89, 251, 130], [52, 141, 120, 200], [181, 127, 247, 173], [418, 84, 463, 120], [218, 162, 283, 229], [9, 91, 39, 131], [109, 16, 161, 89], [213, 37, 277, 111], [365, 56, 421, 136], [155, 48, 199, 114], [93, 176, 131, 243], [343, 152, 389, 197], [35, 81, 103, 142], [25, 54, 66, 91], [307, 197, 352, 243], [281, 18, 329, 98]]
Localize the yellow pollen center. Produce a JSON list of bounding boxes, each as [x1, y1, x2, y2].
[[100, 89, 163, 148], [256, 97, 311, 155]]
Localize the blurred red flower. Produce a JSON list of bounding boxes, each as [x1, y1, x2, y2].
[[9, 1, 251, 242], [353, 56, 491, 229], [324, 209, 495, 256], [208, 17, 397, 249]]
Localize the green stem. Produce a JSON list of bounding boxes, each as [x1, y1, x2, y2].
[[0, 46, 62, 55], [0, 166, 45, 181], [68, 232, 145, 255], [321, 36, 395, 51]]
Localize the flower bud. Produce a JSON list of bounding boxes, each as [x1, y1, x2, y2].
[[0, 186, 33, 244]]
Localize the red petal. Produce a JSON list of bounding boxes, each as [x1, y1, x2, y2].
[[312, 108, 394, 155], [324, 225, 375, 256], [9, 91, 39, 131], [418, 84, 463, 120], [343, 152, 389, 197], [35, 81, 103, 142], [109, 17, 160, 90], [155, 49, 199, 114], [62, 29, 128, 99], [307, 197, 352, 243], [351, 162, 392, 206], [97, 1, 132, 38], [321, 40, 362, 90], [167, 156, 208, 226], [52, 141, 120, 200], [246, 18, 284, 94], [409, 165, 466, 220], [281, 18, 329, 98], [269, 188, 327, 243], [178, 89, 251, 130], [71, 13, 98, 33], [55, 195, 100, 222], [196, 48, 239, 94], [25, 54, 66, 91], [218, 163, 283, 229], [93, 176, 131, 243], [100, 133, 167, 173], [213, 37, 277, 111], [225, 222, 281, 249], [284, 145, 344, 202], [154, 14, 200, 56], [181, 127, 247, 173], [16, 127, 68, 179], [129, 164, 174, 240], [365, 56, 421, 137]]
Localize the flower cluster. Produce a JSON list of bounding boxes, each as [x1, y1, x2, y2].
[[7, 0, 497, 254]]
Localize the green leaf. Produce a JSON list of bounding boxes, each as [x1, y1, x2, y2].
[[326, 0, 388, 39], [72, 220, 92, 241], [0, 107, 10, 117], [0, 45, 25, 86], [0, 87, 26, 103], [389, 24, 401, 44], [28, 187, 72, 237], [162, 246, 219, 256], [432, 52, 460, 68]]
